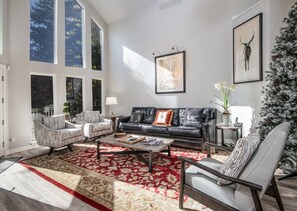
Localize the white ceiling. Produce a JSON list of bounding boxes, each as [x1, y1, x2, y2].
[[88, 0, 157, 24]]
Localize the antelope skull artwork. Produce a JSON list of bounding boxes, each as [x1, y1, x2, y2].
[[240, 31, 255, 71]]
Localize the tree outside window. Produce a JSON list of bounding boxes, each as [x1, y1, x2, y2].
[[30, 0, 55, 63]]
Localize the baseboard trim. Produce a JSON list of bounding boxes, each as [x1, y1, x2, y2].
[[7, 144, 40, 155]]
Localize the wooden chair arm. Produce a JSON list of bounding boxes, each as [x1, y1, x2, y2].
[[204, 142, 234, 153], [179, 156, 262, 191]]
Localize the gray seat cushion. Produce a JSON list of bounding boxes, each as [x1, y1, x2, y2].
[[186, 157, 236, 208], [168, 126, 202, 138]]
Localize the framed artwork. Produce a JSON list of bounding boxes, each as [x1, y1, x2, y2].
[[155, 51, 186, 94], [233, 13, 263, 84]]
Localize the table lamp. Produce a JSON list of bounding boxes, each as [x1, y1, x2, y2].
[[106, 97, 117, 116]]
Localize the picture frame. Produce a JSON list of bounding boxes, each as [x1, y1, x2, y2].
[[155, 51, 186, 94], [233, 13, 263, 84]]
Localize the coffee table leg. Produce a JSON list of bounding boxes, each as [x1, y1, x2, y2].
[[149, 150, 152, 173], [97, 141, 100, 159], [168, 145, 171, 157]]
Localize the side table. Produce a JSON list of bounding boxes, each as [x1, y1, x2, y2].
[[215, 123, 243, 148], [104, 115, 123, 132]]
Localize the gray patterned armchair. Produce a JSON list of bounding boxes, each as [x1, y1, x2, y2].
[[76, 111, 112, 141], [34, 114, 84, 155]]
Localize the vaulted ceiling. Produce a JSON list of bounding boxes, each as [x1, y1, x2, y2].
[[88, 0, 156, 24]]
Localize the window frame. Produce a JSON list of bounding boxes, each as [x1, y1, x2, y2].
[[92, 78, 103, 113], [29, 0, 56, 63], [0, 0, 3, 55], [64, 0, 85, 68], [65, 76, 84, 115], [90, 18, 103, 71]]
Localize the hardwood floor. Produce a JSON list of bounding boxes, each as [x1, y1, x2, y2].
[[0, 146, 296, 211]]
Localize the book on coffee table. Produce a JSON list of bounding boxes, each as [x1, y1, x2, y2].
[[116, 136, 146, 144]]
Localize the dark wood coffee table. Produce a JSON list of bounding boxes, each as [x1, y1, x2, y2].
[[96, 135, 174, 173]]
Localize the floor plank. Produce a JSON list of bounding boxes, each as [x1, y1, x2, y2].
[[0, 146, 296, 210]]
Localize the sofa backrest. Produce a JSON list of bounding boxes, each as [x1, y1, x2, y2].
[[131, 107, 156, 124], [131, 107, 216, 126], [81, 111, 101, 123], [43, 114, 65, 130]]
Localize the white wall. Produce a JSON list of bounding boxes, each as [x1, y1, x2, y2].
[[7, 0, 108, 150], [108, 0, 261, 116], [108, 0, 294, 136], [230, 0, 294, 135]]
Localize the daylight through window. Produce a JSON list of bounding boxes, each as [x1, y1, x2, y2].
[[66, 77, 83, 116], [65, 0, 83, 67], [92, 79, 102, 112], [30, 0, 55, 63], [31, 75, 54, 116], [91, 19, 102, 70]]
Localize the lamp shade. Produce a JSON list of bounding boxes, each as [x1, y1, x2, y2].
[[106, 97, 117, 105]]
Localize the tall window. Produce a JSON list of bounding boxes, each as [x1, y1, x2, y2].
[[92, 79, 102, 112], [30, 0, 55, 63], [91, 19, 102, 70], [31, 75, 54, 116], [66, 77, 83, 116], [65, 0, 83, 67]]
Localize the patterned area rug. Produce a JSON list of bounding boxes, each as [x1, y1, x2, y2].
[[20, 143, 214, 210]]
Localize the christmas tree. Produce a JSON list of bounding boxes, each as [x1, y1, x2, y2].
[[258, 2, 297, 174]]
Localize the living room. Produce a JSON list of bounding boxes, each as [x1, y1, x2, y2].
[[0, 0, 296, 210]]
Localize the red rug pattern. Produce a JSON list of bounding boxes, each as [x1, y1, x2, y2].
[[60, 144, 206, 200]]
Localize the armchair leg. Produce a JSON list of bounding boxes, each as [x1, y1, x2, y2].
[[250, 189, 263, 211], [67, 144, 73, 152], [48, 147, 54, 155], [271, 176, 284, 211], [83, 137, 88, 143], [179, 160, 185, 209]]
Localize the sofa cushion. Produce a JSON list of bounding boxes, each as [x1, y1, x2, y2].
[[43, 114, 65, 130], [119, 122, 143, 131], [129, 112, 143, 123], [184, 108, 204, 127], [153, 110, 173, 126], [179, 108, 186, 126], [168, 126, 202, 138], [58, 128, 83, 140], [218, 133, 260, 185], [132, 107, 156, 124], [142, 125, 168, 134]]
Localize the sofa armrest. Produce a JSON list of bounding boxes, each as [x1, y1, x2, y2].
[[34, 120, 62, 146], [65, 121, 83, 129], [116, 116, 131, 132]]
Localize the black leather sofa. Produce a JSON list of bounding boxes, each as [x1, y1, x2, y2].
[[117, 107, 217, 150]]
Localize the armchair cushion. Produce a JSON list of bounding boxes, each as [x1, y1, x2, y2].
[[43, 114, 65, 130], [83, 111, 101, 123], [217, 133, 260, 185]]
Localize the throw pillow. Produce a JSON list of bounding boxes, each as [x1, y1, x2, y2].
[[217, 133, 260, 185], [152, 110, 173, 126], [183, 108, 204, 127], [129, 112, 143, 123]]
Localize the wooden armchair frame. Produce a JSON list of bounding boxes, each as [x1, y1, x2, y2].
[[179, 142, 284, 211]]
